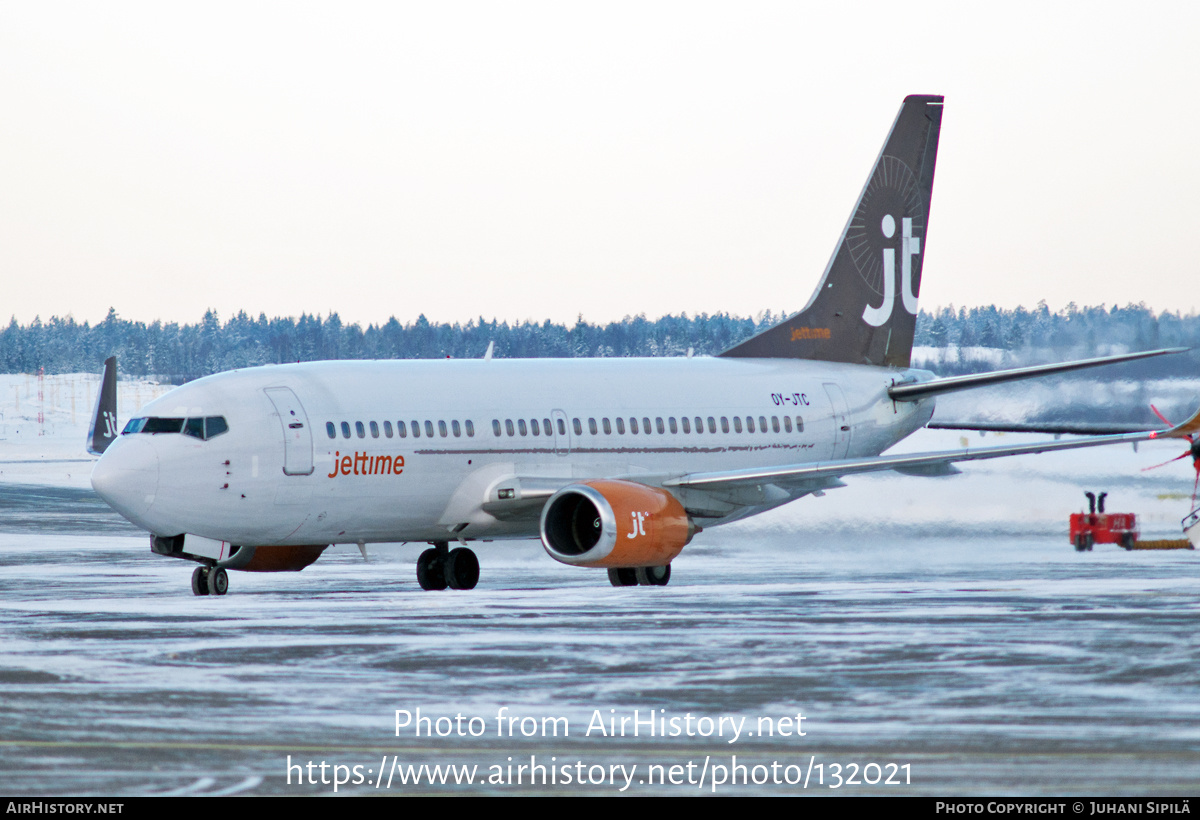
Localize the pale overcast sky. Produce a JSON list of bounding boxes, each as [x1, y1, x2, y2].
[[2, 1, 1197, 328]]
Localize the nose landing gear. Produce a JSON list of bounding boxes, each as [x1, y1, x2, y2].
[[417, 541, 479, 590], [191, 565, 229, 596]]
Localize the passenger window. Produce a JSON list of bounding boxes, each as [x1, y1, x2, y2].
[[341, 422, 351, 439], [573, 418, 583, 435], [589, 418, 598, 435], [398, 421, 408, 438], [795, 416, 805, 432], [531, 419, 540, 436], [412, 420, 421, 438], [695, 416, 704, 433], [425, 420, 435, 438], [602, 418, 612, 434], [681, 417, 691, 434], [747, 416, 755, 433], [438, 420, 448, 437], [558, 419, 566, 435], [452, 420, 461, 437], [326, 422, 336, 439], [669, 417, 678, 434], [544, 418, 552, 435], [370, 421, 380, 438], [518, 419, 528, 436], [720, 417, 729, 433], [493, 419, 502, 436], [733, 417, 743, 433], [355, 421, 366, 438], [643, 417, 651, 434], [506, 419, 515, 436], [707, 416, 716, 433], [617, 418, 626, 434], [465, 420, 475, 437], [772, 416, 781, 433], [759, 416, 767, 433], [384, 421, 394, 438], [783, 416, 793, 433], [184, 418, 205, 439], [205, 417, 229, 439]]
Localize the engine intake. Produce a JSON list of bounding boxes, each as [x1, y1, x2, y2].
[[540, 480, 695, 567]]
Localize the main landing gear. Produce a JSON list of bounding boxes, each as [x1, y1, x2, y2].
[[417, 541, 479, 591], [607, 565, 671, 587], [191, 565, 228, 596]]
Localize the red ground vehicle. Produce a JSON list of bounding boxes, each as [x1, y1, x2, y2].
[[1069, 491, 1137, 551]]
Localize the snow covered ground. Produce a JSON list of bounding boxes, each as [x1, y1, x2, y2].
[[1, 372, 1199, 795]]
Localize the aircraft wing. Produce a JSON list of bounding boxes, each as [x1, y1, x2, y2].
[[926, 420, 1161, 435], [664, 404, 1200, 492]]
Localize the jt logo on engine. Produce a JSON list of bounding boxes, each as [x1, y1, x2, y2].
[[627, 511, 648, 538], [862, 214, 921, 327]]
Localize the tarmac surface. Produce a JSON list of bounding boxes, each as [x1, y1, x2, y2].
[[3, 482, 1200, 795]]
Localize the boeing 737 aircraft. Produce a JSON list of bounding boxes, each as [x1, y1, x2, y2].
[[87, 95, 1199, 596]]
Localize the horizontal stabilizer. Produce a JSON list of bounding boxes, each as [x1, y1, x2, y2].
[[890, 347, 1188, 402]]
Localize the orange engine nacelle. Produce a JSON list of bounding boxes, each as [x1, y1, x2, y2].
[[222, 544, 328, 572], [540, 480, 695, 568]]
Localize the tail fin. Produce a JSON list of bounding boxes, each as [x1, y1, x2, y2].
[[87, 356, 118, 455], [720, 94, 943, 367]]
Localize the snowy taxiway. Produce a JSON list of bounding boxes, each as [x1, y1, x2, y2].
[[2, 373, 1200, 794]]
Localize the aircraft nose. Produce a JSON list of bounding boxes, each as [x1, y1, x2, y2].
[[91, 437, 160, 523]]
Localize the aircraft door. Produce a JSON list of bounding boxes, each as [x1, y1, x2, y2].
[[823, 383, 852, 460], [264, 387, 315, 476], [552, 409, 570, 456]]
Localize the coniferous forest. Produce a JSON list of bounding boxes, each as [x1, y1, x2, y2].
[[0, 303, 1197, 382]]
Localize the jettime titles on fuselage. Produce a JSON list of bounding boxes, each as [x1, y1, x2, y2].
[[328, 451, 405, 478]]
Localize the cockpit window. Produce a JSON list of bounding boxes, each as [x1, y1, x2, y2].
[[204, 416, 229, 439], [142, 417, 185, 434], [122, 415, 228, 440]]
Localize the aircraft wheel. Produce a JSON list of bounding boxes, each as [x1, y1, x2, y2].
[[416, 548, 447, 591], [636, 565, 671, 586], [607, 568, 639, 587], [207, 567, 229, 596], [445, 548, 479, 590], [191, 566, 210, 596]]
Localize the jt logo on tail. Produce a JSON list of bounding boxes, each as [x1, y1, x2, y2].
[[720, 94, 942, 369], [862, 215, 922, 327]]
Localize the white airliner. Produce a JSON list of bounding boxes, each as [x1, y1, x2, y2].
[[87, 95, 1199, 596]]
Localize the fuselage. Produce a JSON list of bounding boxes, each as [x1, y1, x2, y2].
[[90, 356, 935, 547]]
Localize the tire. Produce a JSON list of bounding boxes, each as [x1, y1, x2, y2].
[[192, 566, 210, 596], [445, 548, 480, 590], [416, 548, 447, 591], [636, 565, 671, 586], [607, 567, 639, 587], [1121, 532, 1135, 550], [207, 567, 229, 596]]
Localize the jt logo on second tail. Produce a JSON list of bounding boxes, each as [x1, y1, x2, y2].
[[862, 214, 921, 327]]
